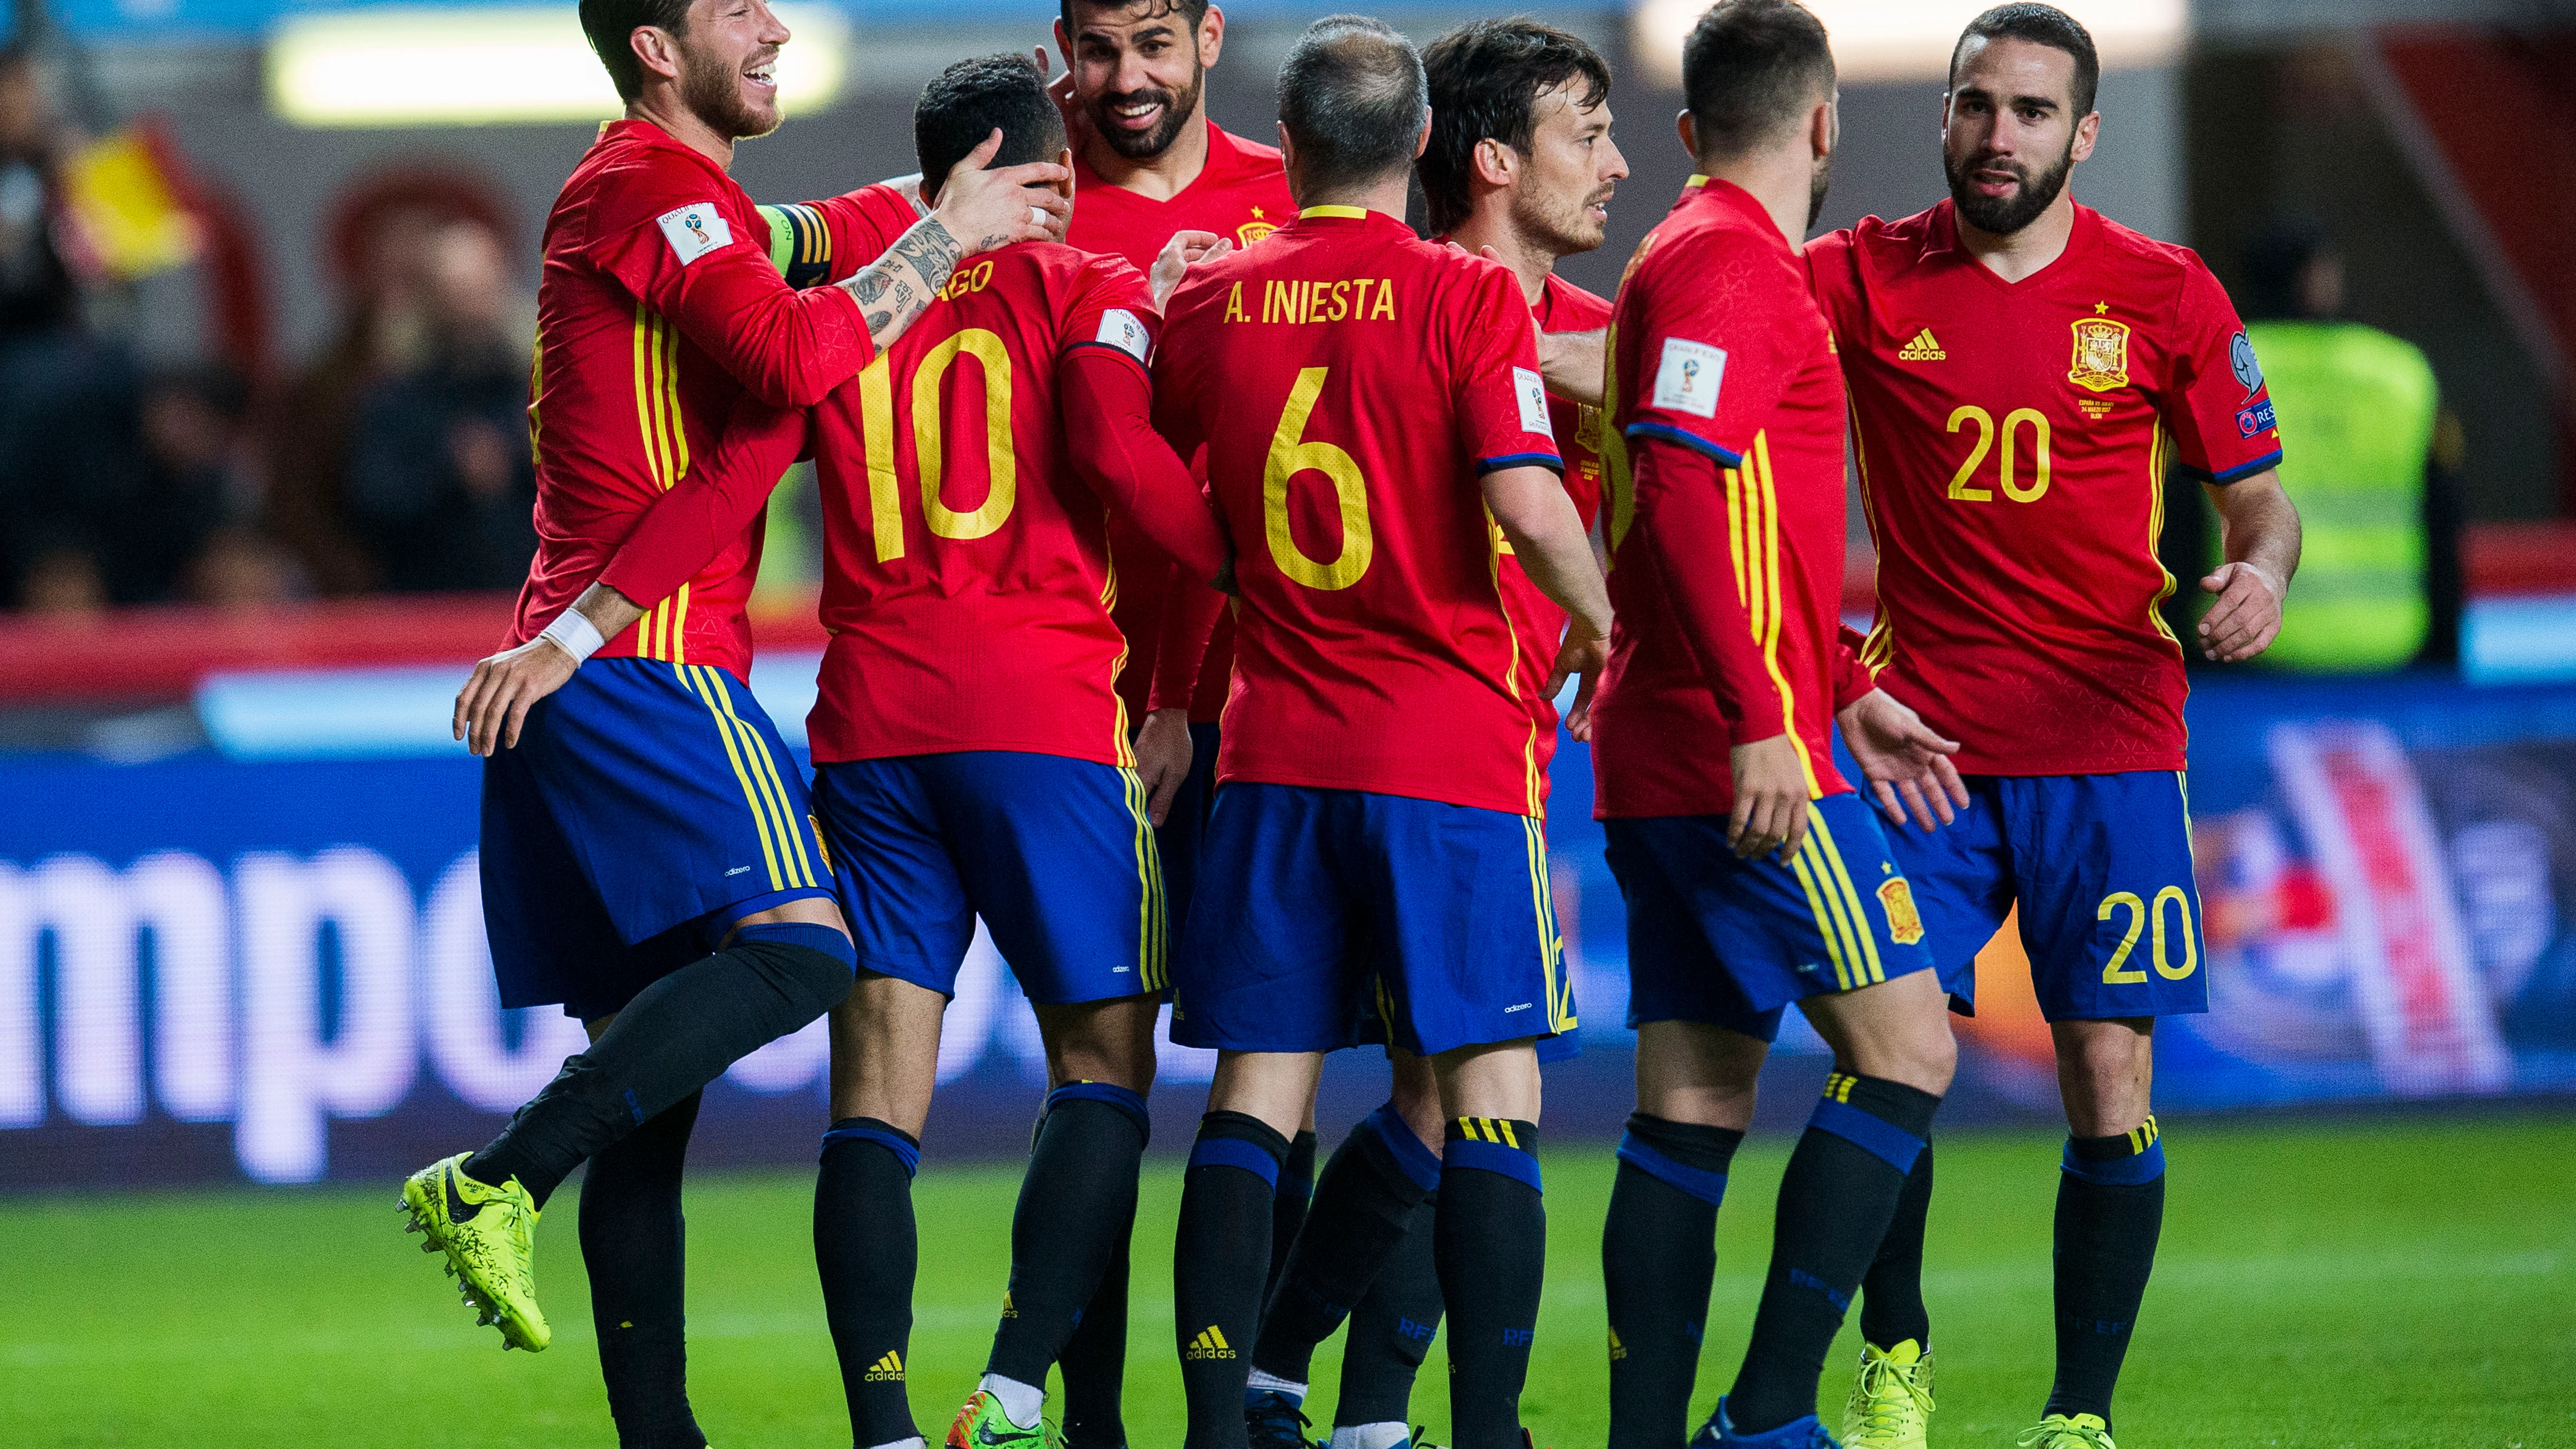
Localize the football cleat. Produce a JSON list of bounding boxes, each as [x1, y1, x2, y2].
[[1690, 1398, 1842, 1449], [1839, 1339, 1935, 1449], [2016, 1414, 2115, 1449], [947, 1389, 1062, 1449], [1245, 1391, 1322, 1449], [398, 1152, 549, 1351]]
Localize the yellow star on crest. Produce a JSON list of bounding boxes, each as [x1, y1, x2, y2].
[[1250, 206, 1266, 219], [2094, 301, 2110, 314]]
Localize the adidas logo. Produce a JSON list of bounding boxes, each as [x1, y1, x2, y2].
[[863, 1351, 904, 1382], [1184, 1325, 1238, 1360], [1896, 328, 1945, 361], [1608, 1326, 1627, 1361], [999, 1291, 1018, 1320]]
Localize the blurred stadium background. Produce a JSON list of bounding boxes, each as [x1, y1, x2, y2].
[[0, 0, 2571, 1440]]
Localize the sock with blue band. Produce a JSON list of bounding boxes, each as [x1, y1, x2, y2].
[[2045, 1117, 2166, 1434], [817, 1117, 922, 1448], [987, 1082, 1153, 1389], [1253, 1104, 1441, 1387], [1268, 1130, 1320, 1298], [1859, 1144, 1935, 1352], [1333, 1185, 1443, 1432], [1726, 1073, 1940, 1436], [1438, 1118, 1545, 1449], [1604, 1112, 1743, 1449], [1176, 1112, 1291, 1449], [581, 1088, 707, 1449]]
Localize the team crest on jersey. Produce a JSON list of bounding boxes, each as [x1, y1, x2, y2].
[[1574, 402, 1603, 453], [1236, 207, 1278, 247], [1618, 229, 1659, 287], [1876, 877, 1925, 946], [2066, 317, 2131, 393]]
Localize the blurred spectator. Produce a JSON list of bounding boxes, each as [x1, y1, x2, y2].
[[0, 46, 78, 344], [2227, 217, 2464, 670], [343, 218, 536, 592]]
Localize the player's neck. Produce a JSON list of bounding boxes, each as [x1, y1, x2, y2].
[[1955, 194, 2076, 283], [1082, 103, 1211, 201], [627, 95, 738, 170], [1298, 169, 1411, 225], [1447, 209, 1555, 305], [1696, 147, 1811, 248]]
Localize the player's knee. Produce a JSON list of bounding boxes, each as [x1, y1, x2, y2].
[[728, 920, 860, 1021]]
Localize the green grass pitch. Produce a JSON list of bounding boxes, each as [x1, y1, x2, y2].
[[6, 1114, 2571, 1447]]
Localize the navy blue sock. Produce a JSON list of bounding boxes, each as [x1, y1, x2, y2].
[[581, 1089, 707, 1449], [1060, 1205, 1135, 1449], [1437, 1118, 1545, 1449], [1333, 1187, 1442, 1430], [1255, 1103, 1442, 1385], [1604, 1112, 1742, 1449], [989, 1083, 1152, 1386], [1175, 1112, 1290, 1449], [2046, 1118, 2167, 1434], [1860, 1144, 1935, 1352], [1267, 1130, 1319, 1301], [1726, 1073, 1939, 1436], [817, 1117, 921, 1449]]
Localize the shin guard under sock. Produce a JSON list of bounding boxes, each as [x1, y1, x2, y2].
[[1175, 1113, 1291, 1449], [2045, 1118, 2166, 1433], [989, 1083, 1152, 1386], [1333, 1187, 1442, 1431], [1437, 1118, 1545, 1449], [817, 1117, 923, 1449], [581, 1089, 706, 1449], [1267, 1130, 1319, 1300], [1059, 1204, 1135, 1449], [1726, 1074, 1939, 1436], [1255, 1103, 1441, 1385], [1859, 1143, 1935, 1352], [468, 925, 856, 1205], [1604, 1113, 1742, 1449]]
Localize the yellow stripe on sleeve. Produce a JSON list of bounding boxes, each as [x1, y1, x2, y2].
[[1751, 433, 1822, 797]]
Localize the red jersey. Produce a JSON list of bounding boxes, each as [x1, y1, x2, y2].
[[509, 119, 874, 680], [1154, 207, 1565, 816], [1070, 122, 1296, 726], [1591, 177, 1866, 821], [1807, 201, 2284, 775], [1500, 272, 1615, 782]]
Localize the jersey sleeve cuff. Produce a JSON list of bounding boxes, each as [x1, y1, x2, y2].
[[2187, 448, 2284, 485], [1623, 421, 1743, 468], [1475, 451, 1565, 475]]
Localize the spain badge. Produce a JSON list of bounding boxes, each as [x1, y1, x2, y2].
[[1235, 206, 1278, 247], [1877, 876, 1926, 946], [2067, 316, 2131, 393]]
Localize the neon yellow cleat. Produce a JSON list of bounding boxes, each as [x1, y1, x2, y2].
[[947, 1389, 1063, 1449], [2015, 1413, 2115, 1449], [1839, 1339, 1934, 1449], [398, 1152, 550, 1351]]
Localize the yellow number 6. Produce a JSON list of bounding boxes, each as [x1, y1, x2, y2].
[[1263, 366, 1374, 591]]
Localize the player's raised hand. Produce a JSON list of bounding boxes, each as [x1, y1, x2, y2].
[[1150, 229, 1231, 309], [1133, 707, 1196, 826], [453, 637, 579, 757], [2197, 560, 2284, 663], [1837, 688, 1968, 831], [1548, 623, 1610, 742], [1727, 732, 1811, 861], [931, 131, 1071, 254]]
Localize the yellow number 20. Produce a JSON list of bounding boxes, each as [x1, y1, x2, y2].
[[2098, 885, 2198, 984], [1263, 366, 1374, 590], [1945, 403, 2051, 504]]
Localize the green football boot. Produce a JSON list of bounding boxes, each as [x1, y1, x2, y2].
[[946, 1389, 1062, 1449], [398, 1152, 550, 1351], [2016, 1413, 2115, 1449], [1840, 1339, 1934, 1449]]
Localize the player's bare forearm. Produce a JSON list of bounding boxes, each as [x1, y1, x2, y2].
[[2198, 468, 2301, 663], [1483, 465, 1611, 639], [570, 581, 647, 643], [841, 217, 961, 352], [1538, 328, 1606, 408]]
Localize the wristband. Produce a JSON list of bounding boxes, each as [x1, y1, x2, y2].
[[537, 608, 606, 663]]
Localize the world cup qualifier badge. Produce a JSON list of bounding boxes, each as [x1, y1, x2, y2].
[[2067, 315, 2132, 393]]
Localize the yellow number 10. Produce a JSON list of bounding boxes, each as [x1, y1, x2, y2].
[[854, 327, 1018, 562], [1944, 404, 2052, 503], [1263, 366, 1374, 590]]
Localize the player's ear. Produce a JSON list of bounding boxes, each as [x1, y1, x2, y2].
[[2070, 108, 2100, 165], [1472, 135, 1515, 189], [1675, 108, 1697, 165], [1054, 146, 1076, 202], [1414, 108, 1432, 161], [631, 24, 683, 84], [1809, 96, 1835, 162], [1198, 4, 1226, 67], [1278, 123, 1297, 182]]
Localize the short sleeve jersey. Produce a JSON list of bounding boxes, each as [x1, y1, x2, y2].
[[1591, 177, 1855, 820], [510, 120, 871, 679], [1499, 272, 1614, 790], [1807, 201, 2283, 775], [801, 241, 1163, 767], [1154, 207, 1564, 817], [1070, 122, 1297, 725]]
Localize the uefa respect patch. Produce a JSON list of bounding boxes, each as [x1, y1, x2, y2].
[[2236, 398, 2277, 437]]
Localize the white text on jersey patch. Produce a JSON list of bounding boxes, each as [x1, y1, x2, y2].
[[1653, 338, 1726, 417], [657, 202, 734, 265]]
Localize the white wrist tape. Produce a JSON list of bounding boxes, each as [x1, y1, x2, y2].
[[537, 608, 606, 663]]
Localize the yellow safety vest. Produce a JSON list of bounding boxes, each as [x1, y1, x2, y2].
[[2221, 321, 2438, 672]]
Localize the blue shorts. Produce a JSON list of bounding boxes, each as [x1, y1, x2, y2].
[[814, 751, 1164, 1004], [1156, 721, 1223, 947], [1173, 783, 1574, 1058], [1885, 772, 2209, 1021], [482, 658, 836, 1019], [1604, 792, 1939, 1042]]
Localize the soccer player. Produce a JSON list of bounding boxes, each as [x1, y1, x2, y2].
[[1150, 18, 1609, 1449], [1805, 8, 2299, 1447], [547, 53, 1230, 1449], [1235, 21, 1627, 1449], [1588, 3, 1972, 1446], [413, 0, 1060, 1437]]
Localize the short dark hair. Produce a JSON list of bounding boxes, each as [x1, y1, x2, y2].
[[1278, 15, 1428, 200], [1680, 0, 1834, 161], [1950, 3, 2099, 116], [1418, 18, 1612, 235], [916, 53, 1067, 200], [1057, 0, 1212, 49], [579, 0, 693, 103]]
